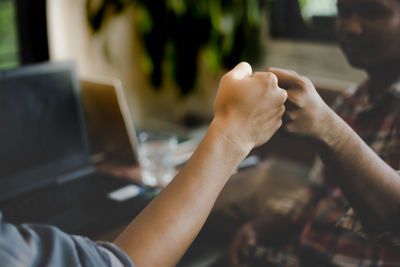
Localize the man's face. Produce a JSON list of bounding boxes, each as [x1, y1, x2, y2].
[[335, 0, 400, 70]]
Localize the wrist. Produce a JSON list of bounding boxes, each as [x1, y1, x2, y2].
[[310, 103, 335, 140], [314, 108, 346, 149], [209, 118, 253, 157]]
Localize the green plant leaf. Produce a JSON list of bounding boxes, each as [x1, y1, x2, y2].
[[133, 3, 153, 35], [88, 0, 267, 96]]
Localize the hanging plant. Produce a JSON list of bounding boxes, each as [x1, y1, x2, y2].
[[86, 0, 270, 96]]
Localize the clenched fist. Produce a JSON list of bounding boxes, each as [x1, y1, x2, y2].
[[213, 62, 287, 154], [267, 67, 332, 139]]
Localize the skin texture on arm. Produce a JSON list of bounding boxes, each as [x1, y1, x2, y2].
[[268, 67, 400, 232], [114, 62, 287, 267], [313, 104, 400, 231]]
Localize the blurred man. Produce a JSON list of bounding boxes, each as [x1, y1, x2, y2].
[[0, 63, 287, 267], [229, 0, 400, 266]]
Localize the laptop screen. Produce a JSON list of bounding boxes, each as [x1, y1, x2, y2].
[[0, 62, 90, 200]]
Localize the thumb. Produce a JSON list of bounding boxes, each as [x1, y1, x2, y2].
[[229, 62, 253, 80]]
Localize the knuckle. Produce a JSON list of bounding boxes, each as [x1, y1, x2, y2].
[[297, 97, 309, 109], [295, 77, 307, 88], [277, 119, 283, 128], [280, 89, 288, 102], [290, 94, 303, 107], [299, 76, 314, 89], [256, 72, 278, 86], [300, 75, 311, 83], [267, 72, 278, 85], [239, 61, 251, 69], [295, 98, 304, 108], [280, 105, 286, 114]]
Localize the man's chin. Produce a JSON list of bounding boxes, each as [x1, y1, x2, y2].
[[345, 56, 369, 70]]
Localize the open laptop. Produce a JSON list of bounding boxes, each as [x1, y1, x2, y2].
[[79, 77, 260, 170], [80, 77, 139, 165], [0, 61, 153, 237]]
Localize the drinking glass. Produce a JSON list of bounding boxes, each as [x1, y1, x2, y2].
[[137, 131, 178, 186]]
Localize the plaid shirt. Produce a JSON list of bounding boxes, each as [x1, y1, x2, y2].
[[300, 80, 400, 266], [263, 80, 400, 267]]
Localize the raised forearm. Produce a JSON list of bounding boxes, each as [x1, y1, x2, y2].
[[267, 67, 400, 231], [114, 63, 287, 266], [316, 108, 400, 230], [114, 122, 249, 267]]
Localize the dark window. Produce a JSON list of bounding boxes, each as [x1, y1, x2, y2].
[[0, 0, 19, 69], [270, 0, 338, 42], [15, 0, 49, 65], [0, 0, 49, 70]]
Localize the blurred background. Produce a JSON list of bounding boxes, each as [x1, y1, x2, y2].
[[0, 0, 365, 130], [0, 1, 371, 265]]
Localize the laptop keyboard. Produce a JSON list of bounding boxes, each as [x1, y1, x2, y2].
[[0, 173, 140, 226]]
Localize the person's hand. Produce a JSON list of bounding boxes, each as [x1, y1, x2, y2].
[[213, 62, 287, 154], [228, 214, 297, 267], [229, 221, 258, 267], [266, 67, 333, 139]]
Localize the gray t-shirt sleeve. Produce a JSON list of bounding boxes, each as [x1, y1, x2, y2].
[[0, 213, 134, 267]]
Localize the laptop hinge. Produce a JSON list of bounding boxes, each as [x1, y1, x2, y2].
[[55, 166, 95, 184]]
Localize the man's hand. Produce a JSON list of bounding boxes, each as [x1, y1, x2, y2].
[[267, 67, 332, 139], [267, 67, 400, 234], [228, 214, 299, 267], [229, 221, 258, 267], [213, 62, 287, 154]]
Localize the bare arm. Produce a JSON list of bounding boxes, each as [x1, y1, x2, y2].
[[314, 107, 400, 231], [269, 67, 400, 232], [114, 63, 287, 267]]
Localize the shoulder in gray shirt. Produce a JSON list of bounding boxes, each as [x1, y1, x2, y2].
[[0, 213, 134, 267]]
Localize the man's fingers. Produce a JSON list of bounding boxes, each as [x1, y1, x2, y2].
[[266, 67, 298, 76], [229, 62, 253, 80], [266, 67, 301, 88]]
